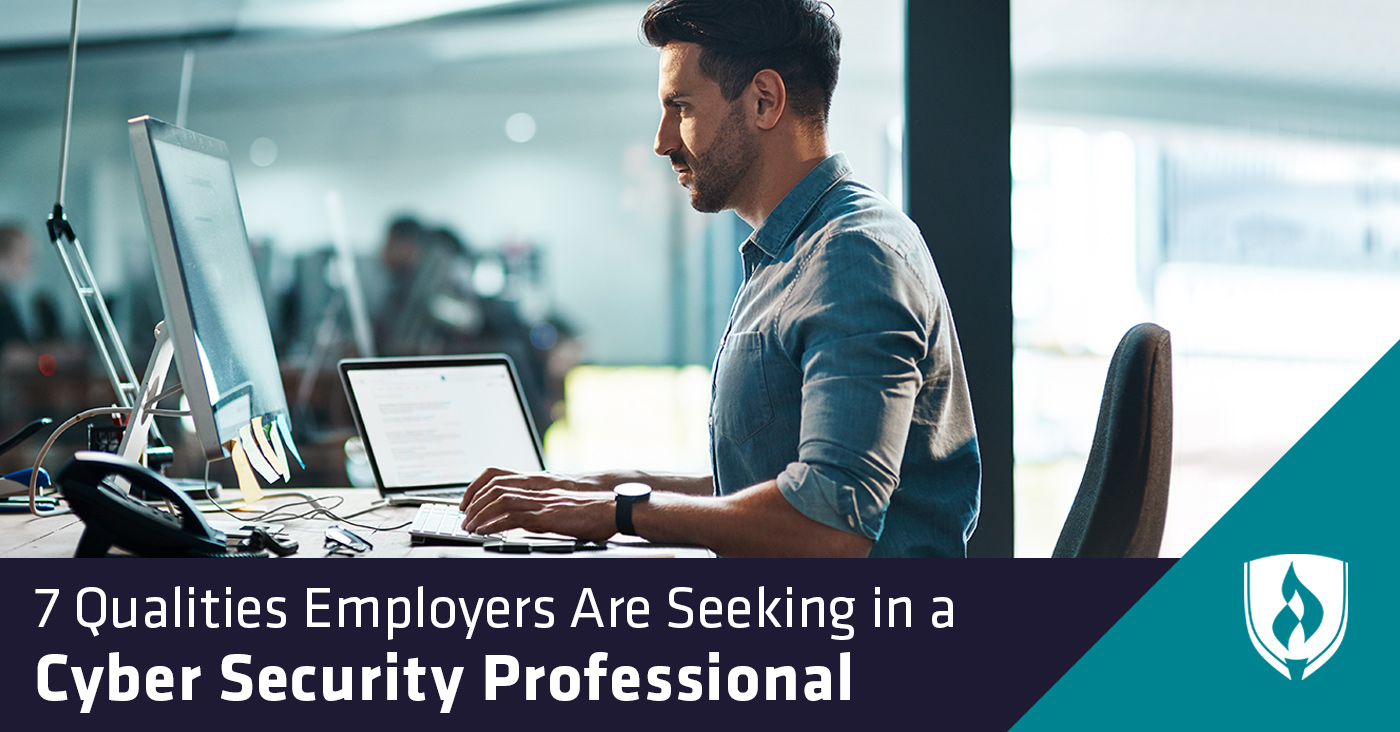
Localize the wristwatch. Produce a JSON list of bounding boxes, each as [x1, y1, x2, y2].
[[613, 482, 652, 536]]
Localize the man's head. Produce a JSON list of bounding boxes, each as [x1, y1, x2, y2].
[[644, 0, 841, 214], [383, 216, 425, 273], [642, 0, 841, 127], [0, 223, 35, 283]]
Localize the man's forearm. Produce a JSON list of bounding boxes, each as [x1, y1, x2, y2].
[[630, 479, 872, 558], [460, 472, 869, 557], [605, 470, 713, 496]]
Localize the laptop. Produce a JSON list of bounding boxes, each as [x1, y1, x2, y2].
[[338, 355, 546, 506]]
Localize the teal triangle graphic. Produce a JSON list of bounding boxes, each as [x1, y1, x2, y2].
[[1014, 339, 1400, 729]]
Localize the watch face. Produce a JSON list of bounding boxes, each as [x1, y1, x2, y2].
[[614, 482, 651, 498]]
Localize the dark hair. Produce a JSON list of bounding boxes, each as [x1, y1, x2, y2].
[[387, 216, 424, 241], [642, 0, 841, 126]]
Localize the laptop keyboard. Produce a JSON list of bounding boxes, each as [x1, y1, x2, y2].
[[409, 503, 501, 545]]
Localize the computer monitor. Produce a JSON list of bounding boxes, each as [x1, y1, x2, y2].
[[128, 116, 291, 461]]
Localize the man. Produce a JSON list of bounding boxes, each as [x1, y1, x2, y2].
[[461, 0, 980, 557], [0, 224, 37, 353]]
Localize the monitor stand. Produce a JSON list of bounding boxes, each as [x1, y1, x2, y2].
[[117, 321, 222, 501], [118, 321, 175, 465]]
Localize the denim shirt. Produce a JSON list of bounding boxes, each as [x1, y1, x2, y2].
[[709, 153, 981, 558]]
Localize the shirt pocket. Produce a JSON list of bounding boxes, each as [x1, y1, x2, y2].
[[714, 331, 775, 444]]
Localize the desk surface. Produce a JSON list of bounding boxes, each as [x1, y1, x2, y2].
[[0, 488, 712, 559]]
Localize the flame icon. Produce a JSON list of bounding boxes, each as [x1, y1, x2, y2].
[[1244, 554, 1348, 680], [1270, 562, 1323, 654]]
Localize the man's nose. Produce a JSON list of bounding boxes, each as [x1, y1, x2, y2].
[[654, 116, 677, 158]]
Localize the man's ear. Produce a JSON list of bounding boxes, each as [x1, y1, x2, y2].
[[749, 69, 787, 131]]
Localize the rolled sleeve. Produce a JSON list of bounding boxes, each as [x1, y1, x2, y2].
[[773, 232, 932, 539], [777, 457, 884, 539]]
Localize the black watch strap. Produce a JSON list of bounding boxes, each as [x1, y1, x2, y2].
[[616, 499, 638, 537], [614, 483, 651, 537]]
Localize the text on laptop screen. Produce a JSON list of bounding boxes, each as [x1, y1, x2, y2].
[[347, 363, 543, 488]]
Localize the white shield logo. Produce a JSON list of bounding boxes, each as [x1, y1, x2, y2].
[[1243, 554, 1348, 680]]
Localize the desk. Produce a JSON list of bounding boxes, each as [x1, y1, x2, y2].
[[0, 488, 712, 559]]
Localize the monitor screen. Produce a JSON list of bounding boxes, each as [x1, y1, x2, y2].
[[130, 116, 289, 459]]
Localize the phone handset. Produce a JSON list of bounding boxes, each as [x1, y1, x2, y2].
[[57, 451, 230, 558]]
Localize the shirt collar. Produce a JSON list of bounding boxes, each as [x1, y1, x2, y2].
[[746, 153, 852, 258]]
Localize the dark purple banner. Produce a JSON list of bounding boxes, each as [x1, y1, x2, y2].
[[0, 559, 1171, 730]]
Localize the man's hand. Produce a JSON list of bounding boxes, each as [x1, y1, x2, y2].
[[453, 468, 868, 557], [459, 468, 606, 510], [461, 483, 615, 541], [459, 468, 715, 514]]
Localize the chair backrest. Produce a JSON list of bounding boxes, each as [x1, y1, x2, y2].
[[1052, 323, 1173, 558]]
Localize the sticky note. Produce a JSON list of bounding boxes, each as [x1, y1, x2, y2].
[[239, 424, 280, 484], [267, 419, 292, 482], [251, 416, 288, 481], [227, 439, 263, 503], [276, 414, 304, 469]]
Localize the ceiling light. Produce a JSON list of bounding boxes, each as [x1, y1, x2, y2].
[[506, 113, 537, 143]]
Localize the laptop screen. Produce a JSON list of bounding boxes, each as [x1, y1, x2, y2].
[[340, 357, 545, 491]]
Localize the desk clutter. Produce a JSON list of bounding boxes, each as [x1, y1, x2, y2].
[[0, 450, 701, 559]]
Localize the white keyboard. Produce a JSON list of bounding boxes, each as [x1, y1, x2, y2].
[[409, 503, 501, 545]]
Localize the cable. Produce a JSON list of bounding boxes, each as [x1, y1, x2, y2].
[[202, 490, 410, 533], [27, 406, 130, 517], [145, 382, 184, 406], [27, 405, 409, 533], [193, 549, 270, 559], [267, 495, 411, 532]]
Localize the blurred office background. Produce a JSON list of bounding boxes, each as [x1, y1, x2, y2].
[[0, 2, 902, 505], [1, 1, 1395, 557], [1012, 0, 1400, 555]]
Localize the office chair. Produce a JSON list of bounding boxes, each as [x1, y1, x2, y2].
[[1052, 323, 1172, 558]]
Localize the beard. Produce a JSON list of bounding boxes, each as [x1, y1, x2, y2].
[[673, 101, 758, 213]]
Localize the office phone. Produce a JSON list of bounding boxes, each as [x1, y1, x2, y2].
[[56, 451, 252, 558]]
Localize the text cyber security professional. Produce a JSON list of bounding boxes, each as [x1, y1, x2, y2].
[[461, 0, 980, 557]]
